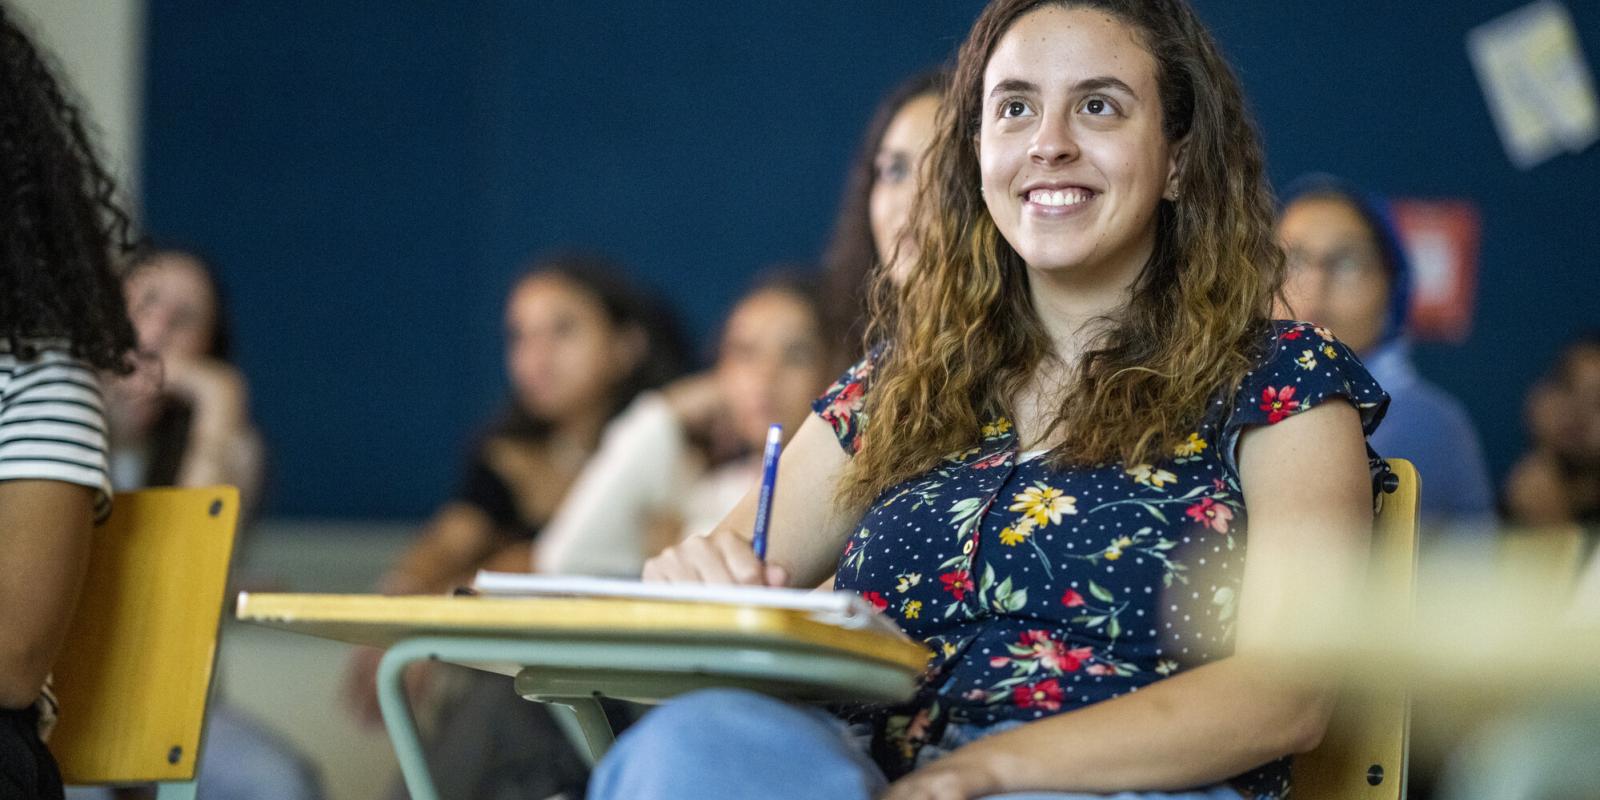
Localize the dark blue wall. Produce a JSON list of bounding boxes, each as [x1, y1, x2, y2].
[[143, 2, 1600, 519]]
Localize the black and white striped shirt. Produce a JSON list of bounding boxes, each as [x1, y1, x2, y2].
[[0, 348, 113, 518]]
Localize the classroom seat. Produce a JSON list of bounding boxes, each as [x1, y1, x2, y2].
[[47, 487, 241, 800], [1292, 458, 1420, 800]]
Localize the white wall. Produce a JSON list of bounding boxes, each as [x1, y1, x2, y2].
[[8, 0, 145, 209]]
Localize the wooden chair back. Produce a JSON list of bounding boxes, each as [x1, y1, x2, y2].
[[47, 486, 240, 784], [1293, 459, 1420, 799]]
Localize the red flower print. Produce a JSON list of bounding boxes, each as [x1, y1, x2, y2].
[[1184, 497, 1235, 534], [835, 380, 864, 411], [1086, 663, 1116, 677], [822, 381, 865, 430], [862, 591, 889, 612], [1016, 630, 1091, 673], [939, 569, 974, 600], [1281, 327, 1303, 340], [1061, 588, 1086, 608], [1012, 678, 1064, 711], [1260, 385, 1301, 424], [972, 451, 1010, 470]]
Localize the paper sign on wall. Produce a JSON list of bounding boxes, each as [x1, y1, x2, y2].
[[1389, 199, 1481, 344], [1467, 1, 1599, 169]]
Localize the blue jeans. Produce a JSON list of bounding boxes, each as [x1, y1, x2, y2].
[[587, 689, 1244, 800]]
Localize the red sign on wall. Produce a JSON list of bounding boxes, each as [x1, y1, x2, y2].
[[1388, 199, 1482, 343]]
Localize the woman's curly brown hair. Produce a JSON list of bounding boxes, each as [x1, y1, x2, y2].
[[840, 0, 1283, 510], [0, 4, 137, 371]]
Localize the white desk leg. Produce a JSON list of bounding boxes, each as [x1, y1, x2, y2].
[[376, 639, 442, 800]]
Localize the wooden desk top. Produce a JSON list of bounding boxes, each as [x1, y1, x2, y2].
[[236, 592, 932, 673]]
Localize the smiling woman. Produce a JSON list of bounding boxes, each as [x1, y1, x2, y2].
[[845, 0, 1286, 505], [598, 2, 1389, 800]]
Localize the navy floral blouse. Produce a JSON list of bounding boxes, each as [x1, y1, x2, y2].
[[813, 321, 1389, 798]]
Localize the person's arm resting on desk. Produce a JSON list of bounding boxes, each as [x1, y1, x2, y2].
[[883, 401, 1373, 799]]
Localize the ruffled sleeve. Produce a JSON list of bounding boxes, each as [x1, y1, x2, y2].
[[810, 350, 878, 455], [1219, 321, 1390, 476]]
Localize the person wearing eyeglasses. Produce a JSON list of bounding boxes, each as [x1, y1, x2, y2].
[[1276, 174, 1494, 535]]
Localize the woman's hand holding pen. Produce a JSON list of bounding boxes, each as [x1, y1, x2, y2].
[[641, 528, 789, 587]]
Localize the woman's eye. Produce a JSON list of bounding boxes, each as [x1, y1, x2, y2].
[[876, 156, 910, 184], [1081, 96, 1115, 116], [1001, 99, 1031, 118]]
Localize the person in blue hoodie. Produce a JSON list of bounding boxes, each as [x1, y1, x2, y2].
[[1276, 174, 1495, 534]]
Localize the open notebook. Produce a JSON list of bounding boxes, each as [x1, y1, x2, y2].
[[472, 571, 908, 639]]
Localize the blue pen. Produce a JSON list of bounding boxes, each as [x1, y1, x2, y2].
[[751, 423, 783, 561]]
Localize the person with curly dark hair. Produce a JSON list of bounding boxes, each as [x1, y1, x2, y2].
[[604, 1, 1386, 797], [0, 4, 138, 797]]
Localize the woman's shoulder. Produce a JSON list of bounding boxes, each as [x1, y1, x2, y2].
[[1223, 320, 1389, 436], [0, 343, 112, 520], [0, 344, 103, 406], [810, 349, 881, 455]]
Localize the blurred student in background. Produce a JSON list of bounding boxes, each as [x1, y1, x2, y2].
[[107, 248, 263, 517], [346, 253, 688, 800], [0, 6, 137, 796], [1505, 333, 1600, 531], [820, 69, 946, 361], [362, 254, 687, 599], [535, 71, 948, 578], [536, 270, 836, 576], [1277, 175, 1495, 534], [97, 246, 321, 800]]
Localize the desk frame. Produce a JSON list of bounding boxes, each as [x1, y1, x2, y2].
[[376, 635, 921, 800], [235, 594, 926, 800]]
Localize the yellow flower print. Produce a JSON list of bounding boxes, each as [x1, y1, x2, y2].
[[1295, 349, 1317, 370], [895, 572, 923, 593], [1173, 432, 1208, 458], [1322, 343, 1338, 359], [942, 641, 958, 657], [981, 417, 1014, 438], [1126, 464, 1177, 488], [1104, 535, 1133, 560], [998, 517, 1036, 546], [902, 599, 922, 619], [1008, 484, 1077, 526]]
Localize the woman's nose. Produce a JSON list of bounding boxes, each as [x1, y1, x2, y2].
[[1029, 113, 1080, 165]]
